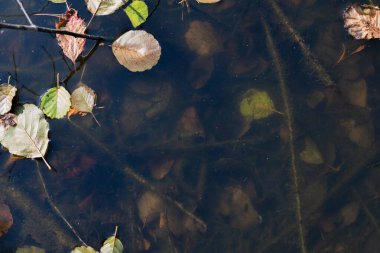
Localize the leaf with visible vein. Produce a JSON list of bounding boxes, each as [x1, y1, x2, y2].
[[0, 104, 51, 170], [41, 86, 71, 119], [124, 1, 148, 28], [0, 84, 17, 115], [100, 235, 124, 253]]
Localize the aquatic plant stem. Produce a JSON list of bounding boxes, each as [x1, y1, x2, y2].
[[261, 15, 308, 253], [36, 162, 88, 247], [265, 0, 335, 87], [69, 120, 208, 232]]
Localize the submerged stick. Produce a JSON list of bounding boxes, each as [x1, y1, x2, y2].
[[265, 0, 335, 87], [262, 15, 308, 253], [69, 121, 207, 232], [0, 175, 77, 248], [36, 162, 88, 246]]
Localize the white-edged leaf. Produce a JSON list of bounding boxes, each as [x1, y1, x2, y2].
[[86, 0, 128, 16], [71, 246, 98, 253], [0, 84, 17, 115], [112, 30, 161, 72], [40, 86, 71, 119], [71, 82, 96, 113], [1, 104, 49, 160], [100, 235, 124, 253]]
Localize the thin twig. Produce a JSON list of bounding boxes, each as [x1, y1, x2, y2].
[[0, 22, 111, 41], [36, 162, 88, 246], [262, 15, 308, 253], [15, 0, 36, 27]]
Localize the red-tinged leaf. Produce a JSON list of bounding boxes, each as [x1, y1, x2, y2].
[[0, 203, 13, 237], [56, 9, 86, 64]]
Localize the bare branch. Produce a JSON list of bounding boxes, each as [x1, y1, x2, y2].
[[0, 22, 111, 41]]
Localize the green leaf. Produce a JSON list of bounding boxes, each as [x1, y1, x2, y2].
[[16, 246, 45, 253], [124, 1, 148, 28], [0, 83, 17, 115], [71, 246, 98, 253], [100, 235, 124, 253], [71, 82, 96, 113], [0, 104, 51, 169], [48, 0, 66, 3], [299, 137, 324, 165], [40, 86, 71, 119], [240, 89, 276, 121]]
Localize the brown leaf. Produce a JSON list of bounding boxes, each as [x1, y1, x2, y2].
[[185, 21, 222, 56], [56, 9, 86, 64], [0, 203, 13, 237], [343, 4, 380, 40], [112, 30, 161, 72]]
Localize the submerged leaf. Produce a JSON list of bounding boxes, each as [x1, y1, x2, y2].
[[71, 83, 96, 114], [41, 86, 71, 119], [124, 1, 148, 28], [112, 30, 161, 72], [299, 138, 324, 165], [0, 203, 12, 237], [56, 9, 86, 64], [343, 4, 380, 39], [0, 84, 17, 115], [71, 246, 97, 253], [86, 0, 127, 16], [100, 235, 124, 253], [185, 21, 222, 56], [1, 104, 49, 160], [240, 89, 276, 120]]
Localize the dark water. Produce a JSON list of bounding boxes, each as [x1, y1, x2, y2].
[[1, 0, 380, 252]]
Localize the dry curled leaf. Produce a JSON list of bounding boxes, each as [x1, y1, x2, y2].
[[112, 30, 161, 72], [343, 4, 380, 39], [56, 9, 86, 64]]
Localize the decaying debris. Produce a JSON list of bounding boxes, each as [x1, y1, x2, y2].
[[343, 4, 380, 39]]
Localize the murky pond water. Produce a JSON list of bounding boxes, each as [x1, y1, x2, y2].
[[1, 0, 380, 252]]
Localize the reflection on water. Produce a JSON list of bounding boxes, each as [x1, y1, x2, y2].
[[1, 0, 380, 252]]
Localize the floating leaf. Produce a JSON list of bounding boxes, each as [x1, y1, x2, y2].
[[0, 84, 17, 115], [40, 86, 71, 119], [71, 83, 96, 113], [240, 89, 276, 121], [86, 0, 127, 16], [56, 9, 86, 64], [16, 246, 45, 253], [343, 4, 380, 39], [124, 1, 148, 28], [49, 0, 66, 3], [100, 235, 124, 253], [70, 83, 100, 126], [71, 246, 97, 253], [0, 104, 50, 169], [299, 138, 324, 165], [112, 30, 161, 72], [196, 0, 221, 3], [0, 113, 17, 142]]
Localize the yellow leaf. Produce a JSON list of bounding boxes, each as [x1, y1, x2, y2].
[[240, 89, 276, 120], [299, 138, 324, 165]]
